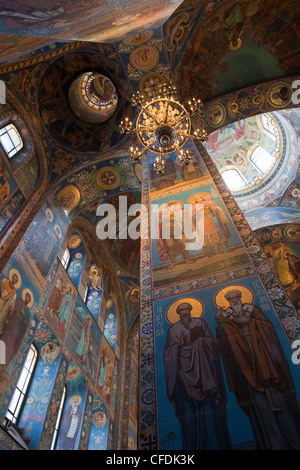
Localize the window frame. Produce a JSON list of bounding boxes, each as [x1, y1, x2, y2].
[[250, 145, 276, 177], [83, 284, 89, 303], [0, 123, 23, 159], [5, 343, 39, 425], [61, 247, 71, 269], [220, 167, 248, 192], [50, 384, 67, 450]]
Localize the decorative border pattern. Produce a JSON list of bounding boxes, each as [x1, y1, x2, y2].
[[196, 77, 300, 135], [138, 155, 158, 450], [153, 263, 256, 300], [0, 42, 83, 75]]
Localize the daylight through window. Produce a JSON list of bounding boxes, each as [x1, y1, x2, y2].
[[0, 123, 23, 158]]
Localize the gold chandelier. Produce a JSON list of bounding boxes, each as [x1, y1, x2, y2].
[[119, 81, 207, 173]]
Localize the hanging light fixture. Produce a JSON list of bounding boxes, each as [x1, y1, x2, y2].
[[119, 81, 207, 174]]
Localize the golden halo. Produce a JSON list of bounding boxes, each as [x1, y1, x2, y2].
[[57, 185, 81, 214], [8, 268, 22, 289], [166, 297, 203, 324], [160, 200, 183, 212], [90, 268, 99, 278], [45, 207, 54, 222], [22, 288, 34, 308], [54, 224, 62, 239], [69, 394, 82, 405], [187, 192, 212, 204], [165, 200, 183, 206], [214, 285, 254, 310], [229, 38, 242, 50]]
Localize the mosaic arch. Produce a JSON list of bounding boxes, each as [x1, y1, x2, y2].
[[0, 88, 51, 271], [88, 396, 109, 450], [52, 154, 141, 222], [174, 0, 299, 102], [136, 108, 300, 450]]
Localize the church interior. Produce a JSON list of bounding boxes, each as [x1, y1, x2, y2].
[[0, 0, 300, 451]]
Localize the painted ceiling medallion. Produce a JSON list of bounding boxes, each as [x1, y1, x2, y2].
[[69, 72, 118, 124], [129, 45, 159, 72], [123, 31, 154, 46], [266, 81, 292, 109], [96, 167, 121, 190]]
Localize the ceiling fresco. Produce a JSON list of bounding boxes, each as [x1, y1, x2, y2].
[[36, 44, 132, 154], [0, 0, 181, 42], [0, 34, 57, 65], [171, 0, 299, 102]]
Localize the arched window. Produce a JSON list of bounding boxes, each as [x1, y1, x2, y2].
[[103, 296, 118, 351], [0, 123, 23, 159], [5, 343, 38, 424], [250, 146, 276, 176], [221, 168, 248, 192], [50, 385, 67, 450], [61, 248, 70, 269], [83, 284, 89, 303], [85, 264, 103, 322]]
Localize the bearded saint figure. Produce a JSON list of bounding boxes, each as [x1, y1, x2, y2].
[[216, 288, 300, 450]]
